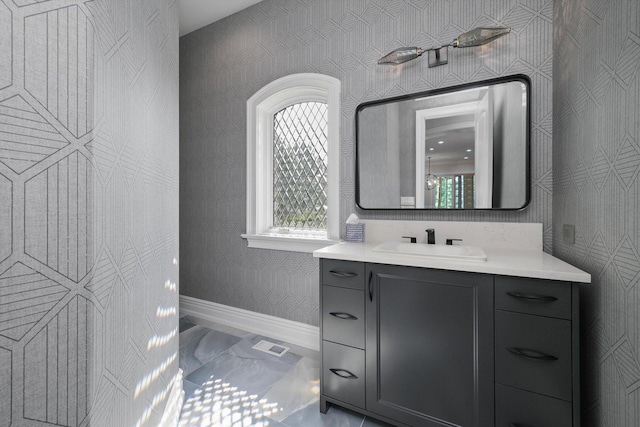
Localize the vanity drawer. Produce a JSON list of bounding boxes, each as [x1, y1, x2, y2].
[[495, 276, 572, 319], [496, 384, 572, 427], [322, 340, 365, 409], [321, 259, 366, 290], [495, 310, 572, 400], [322, 285, 364, 349]]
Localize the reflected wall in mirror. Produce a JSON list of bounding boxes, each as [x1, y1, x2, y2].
[[356, 75, 530, 210]]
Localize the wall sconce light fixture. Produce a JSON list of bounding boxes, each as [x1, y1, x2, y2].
[[378, 27, 511, 67]]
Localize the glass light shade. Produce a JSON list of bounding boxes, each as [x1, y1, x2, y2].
[[453, 27, 511, 48], [378, 47, 425, 65], [426, 173, 438, 190], [425, 156, 438, 190]]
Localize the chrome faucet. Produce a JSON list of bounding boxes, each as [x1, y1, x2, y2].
[[425, 228, 435, 244]]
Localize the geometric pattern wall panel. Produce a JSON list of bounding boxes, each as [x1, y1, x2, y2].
[[119, 241, 140, 291], [553, 0, 640, 426], [1, 0, 179, 425], [23, 295, 102, 426], [0, 95, 70, 174], [103, 277, 127, 377], [179, 0, 554, 326], [103, 166, 128, 264], [89, 375, 128, 427], [12, 0, 51, 6], [0, 172, 10, 262], [84, 248, 117, 308], [24, 5, 94, 138], [83, 0, 129, 62], [613, 140, 640, 186], [88, 2, 179, 427], [84, 129, 117, 184], [0, 262, 69, 341], [0, 1, 10, 90], [0, 346, 10, 426], [25, 150, 94, 282], [128, 259, 151, 350]]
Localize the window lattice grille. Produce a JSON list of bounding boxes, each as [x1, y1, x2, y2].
[[273, 102, 328, 229]]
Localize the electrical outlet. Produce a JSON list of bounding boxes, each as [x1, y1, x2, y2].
[[562, 224, 575, 245], [400, 196, 415, 206]]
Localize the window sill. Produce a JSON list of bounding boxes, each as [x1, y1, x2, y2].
[[241, 233, 341, 253]]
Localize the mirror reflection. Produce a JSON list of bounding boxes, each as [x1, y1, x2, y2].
[[356, 75, 530, 210]]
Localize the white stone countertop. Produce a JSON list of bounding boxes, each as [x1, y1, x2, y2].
[[313, 242, 591, 283]]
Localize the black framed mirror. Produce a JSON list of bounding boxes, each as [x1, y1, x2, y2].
[[356, 75, 530, 210]]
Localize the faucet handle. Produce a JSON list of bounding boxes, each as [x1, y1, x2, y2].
[[402, 236, 417, 243], [446, 238, 463, 246]]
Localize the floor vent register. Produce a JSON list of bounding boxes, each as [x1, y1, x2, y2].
[[252, 340, 290, 357]]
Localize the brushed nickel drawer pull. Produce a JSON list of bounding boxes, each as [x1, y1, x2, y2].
[[330, 368, 358, 379], [329, 270, 358, 278], [507, 347, 558, 361], [506, 291, 558, 302], [329, 312, 358, 320]]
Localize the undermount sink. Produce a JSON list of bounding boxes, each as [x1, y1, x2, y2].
[[372, 241, 487, 262]]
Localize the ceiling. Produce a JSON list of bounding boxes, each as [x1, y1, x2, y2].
[[425, 115, 475, 166], [178, 0, 263, 37]]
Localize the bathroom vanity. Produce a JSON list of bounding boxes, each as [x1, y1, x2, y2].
[[314, 241, 590, 427]]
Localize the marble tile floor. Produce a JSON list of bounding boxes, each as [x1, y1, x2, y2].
[[178, 316, 392, 427]]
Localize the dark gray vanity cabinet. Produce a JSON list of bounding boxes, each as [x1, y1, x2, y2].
[[366, 264, 494, 427], [319, 259, 581, 427]]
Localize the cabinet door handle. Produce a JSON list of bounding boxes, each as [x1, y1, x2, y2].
[[368, 271, 373, 302], [329, 368, 358, 379], [329, 312, 358, 320], [509, 423, 535, 427], [506, 291, 558, 302], [329, 270, 358, 278], [507, 347, 558, 361]]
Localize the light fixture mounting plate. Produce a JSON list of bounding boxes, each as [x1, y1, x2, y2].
[[427, 47, 449, 67]]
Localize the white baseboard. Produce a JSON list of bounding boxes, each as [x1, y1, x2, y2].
[[179, 295, 320, 351], [158, 369, 184, 427]]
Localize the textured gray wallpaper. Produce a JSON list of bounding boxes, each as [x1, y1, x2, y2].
[[553, 0, 640, 425], [0, 0, 179, 425], [358, 104, 400, 208], [179, 0, 553, 326]]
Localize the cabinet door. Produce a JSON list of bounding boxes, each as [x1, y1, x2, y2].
[[365, 264, 494, 427]]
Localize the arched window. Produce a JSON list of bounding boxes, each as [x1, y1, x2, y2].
[[242, 74, 340, 252]]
